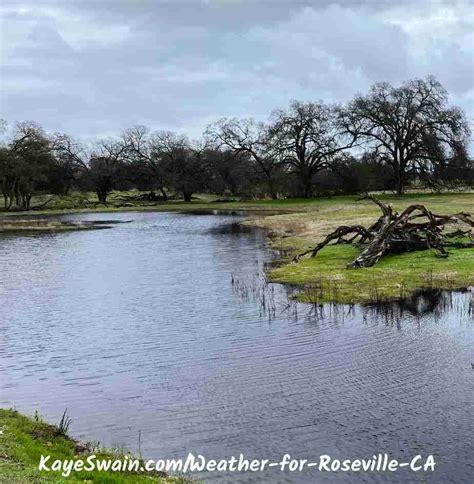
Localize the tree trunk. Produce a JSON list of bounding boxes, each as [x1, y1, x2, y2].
[[159, 187, 168, 202], [183, 191, 192, 202], [396, 169, 404, 195], [96, 189, 108, 204], [267, 178, 277, 200], [302, 177, 312, 198]]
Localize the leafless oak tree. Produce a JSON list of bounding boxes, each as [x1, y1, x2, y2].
[[122, 126, 169, 201], [338, 77, 470, 194], [53, 134, 126, 203], [268, 101, 357, 198], [205, 118, 281, 199]]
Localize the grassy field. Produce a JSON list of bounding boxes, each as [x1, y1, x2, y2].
[[0, 409, 187, 483], [242, 192, 474, 303], [1, 190, 473, 303]]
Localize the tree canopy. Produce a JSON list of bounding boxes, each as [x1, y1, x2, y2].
[[0, 77, 472, 209], [338, 77, 470, 194]]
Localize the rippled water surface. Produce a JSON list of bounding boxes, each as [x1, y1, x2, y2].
[[0, 212, 473, 483]]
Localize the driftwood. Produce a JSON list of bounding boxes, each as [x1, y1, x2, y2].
[[293, 195, 474, 268]]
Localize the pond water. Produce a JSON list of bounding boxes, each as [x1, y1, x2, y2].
[[0, 212, 472, 483]]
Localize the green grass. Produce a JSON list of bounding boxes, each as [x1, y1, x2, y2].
[[0, 409, 188, 483], [256, 193, 474, 303], [1, 190, 473, 303], [271, 244, 474, 304], [1, 190, 472, 216]]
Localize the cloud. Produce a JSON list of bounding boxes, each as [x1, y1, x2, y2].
[[0, 0, 472, 140]]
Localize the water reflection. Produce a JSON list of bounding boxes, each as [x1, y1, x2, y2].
[[364, 288, 473, 323], [0, 212, 472, 483], [231, 272, 473, 327]]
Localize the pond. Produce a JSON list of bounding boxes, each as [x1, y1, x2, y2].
[[0, 212, 472, 483]]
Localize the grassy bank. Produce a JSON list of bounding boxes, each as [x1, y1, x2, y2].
[[0, 219, 117, 234], [242, 192, 474, 303], [2, 190, 473, 303], [0, 409, 187, 483]]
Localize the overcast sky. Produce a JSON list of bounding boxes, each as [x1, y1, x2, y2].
[[1, 0, 473, 141]]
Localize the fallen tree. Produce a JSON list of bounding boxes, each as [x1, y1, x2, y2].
[[293, 195, 474, 268]]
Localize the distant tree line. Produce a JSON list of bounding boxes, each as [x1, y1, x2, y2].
[[0, 77, 472, 209]]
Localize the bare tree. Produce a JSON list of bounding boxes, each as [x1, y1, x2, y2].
[[205, 148, 255, 196], [338, 77, 470, 194], [88, 141, 127, 203], [268, 101, 356, 198], [205, 118, 281, 199], [46, 134, 83, 195], [1, 122, 52, 209], [122, 126, 169, 200], [152, 131, 208, 202], [53, 134, 126, 203], [52, 133, 92, 197]]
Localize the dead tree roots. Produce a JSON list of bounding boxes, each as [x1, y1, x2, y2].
[[293, 195, 474, 268]]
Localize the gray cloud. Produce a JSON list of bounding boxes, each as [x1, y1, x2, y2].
[[1, 0, 473, 141]]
